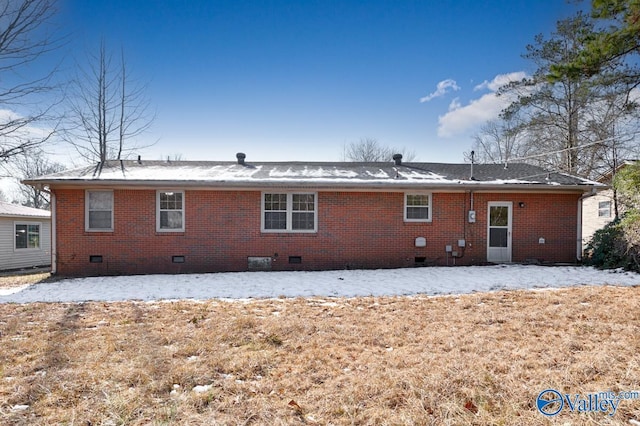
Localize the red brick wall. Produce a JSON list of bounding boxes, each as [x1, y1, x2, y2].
[[52, 188, 581, 276]]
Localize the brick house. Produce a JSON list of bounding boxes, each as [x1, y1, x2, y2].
[[24, 154, 600, 276]]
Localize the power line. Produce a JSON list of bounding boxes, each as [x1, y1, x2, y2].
[[503, 132, 639, 167]]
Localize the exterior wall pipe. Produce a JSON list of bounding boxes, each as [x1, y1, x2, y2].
[[577, 187, 597, 261], [50, 190, 57, 274]]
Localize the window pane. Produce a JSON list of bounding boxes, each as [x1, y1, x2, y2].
[[28, 224, 40, 249], [89, 211, 112, 229], [160, 211, 183, 229], [160, 192, 182, 210], [15, 224, 27, 249], [292, 212, 314, 230], [265, 194, 286, 211], [293, 194, 314, 211], [407, 194, 429, 206], [598, 201, 611, 217], [407, 206, 429, 220], [265, 211, 286, 229], [89, 191, 113, 209], [490, 206, 508, 226]]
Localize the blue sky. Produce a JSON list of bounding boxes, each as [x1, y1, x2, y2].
[[53, 0, 580, 164]]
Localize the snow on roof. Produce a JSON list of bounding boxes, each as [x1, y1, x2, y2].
[[23, 159, 601, 190], [0, 201, 50, 218]]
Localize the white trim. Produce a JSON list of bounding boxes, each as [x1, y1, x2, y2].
[[404, 192, 432, 222], [34, 181, 597, 194], [156, 190, 185, 232], [85, 190, 114, 232], [261, 192, 317, 233], [13, 221, 42, 251]]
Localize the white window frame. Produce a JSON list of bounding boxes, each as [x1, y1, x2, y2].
[[404, 192, 432, 222], [14, 221, 42, 251], [261, 192, 317, 233], [85, 190, 114, 232], [157, 190, 185, 232], [598, 200, 612, 218]]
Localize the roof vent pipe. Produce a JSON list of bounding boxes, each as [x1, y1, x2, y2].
[[392, 153, 402, 166], [469, 150, 476, 180], [236, 152, 246, 165]]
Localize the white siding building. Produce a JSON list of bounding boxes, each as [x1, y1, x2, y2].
[[582, 188, 615, 247], [0, 201, 51, 271]]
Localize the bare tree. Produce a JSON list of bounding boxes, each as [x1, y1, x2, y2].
[[12, 148, 64, 208], [342, 138, 416, 162], [64, 40, 154, 163], [470, 117, 532, 164], [0, 0, 60, 163]]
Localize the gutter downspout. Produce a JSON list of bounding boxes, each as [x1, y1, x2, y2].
[[51, 190, 56, 275], [577, 187, 598, 261]]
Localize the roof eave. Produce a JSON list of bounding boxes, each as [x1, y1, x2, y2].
[[27, 178, 599, 193]]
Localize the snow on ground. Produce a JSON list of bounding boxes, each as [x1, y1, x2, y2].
[[0, 265, 638, 304]]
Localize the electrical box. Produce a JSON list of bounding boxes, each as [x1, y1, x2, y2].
[[445, 245, 452, 253], [458, 239, 466, 248], [468, 210, 476, 223]]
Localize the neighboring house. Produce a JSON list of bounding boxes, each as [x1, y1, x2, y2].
[[582, 187, 615, 247], [0, 201, 51, 271], [24, 154, 600, 277], [581, 161, 637, 247]]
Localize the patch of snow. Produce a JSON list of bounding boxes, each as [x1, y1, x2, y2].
[[365, 169, 391, 178], [11, 405, 29, 412], [192, 384, 213, 393], [0, 265, 638, 303], [0, 285, 30, 296]]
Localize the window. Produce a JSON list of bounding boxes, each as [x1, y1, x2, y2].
[[157, 191, 184, 232], [86, 190, 114, 231], [15, 223, 40, 250], [405, 193, 432, 222], [262, 192, 316, 232], [598, 201, 612, 218]]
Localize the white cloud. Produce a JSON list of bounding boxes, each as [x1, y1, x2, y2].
[[0, 108, 52, 141], [473, 71, 527, 92], [420, 79, 460, 103], [437, 71, 528, 138]]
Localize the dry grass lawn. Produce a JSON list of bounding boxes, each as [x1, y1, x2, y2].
[[0, 274, 639, 425]]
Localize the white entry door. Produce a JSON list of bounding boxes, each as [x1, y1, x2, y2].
[[487, 202, 512, 263]]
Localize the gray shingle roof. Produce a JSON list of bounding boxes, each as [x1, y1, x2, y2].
[[23, 159, 599, 190]]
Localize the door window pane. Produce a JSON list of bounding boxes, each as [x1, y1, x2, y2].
[[489, 228, 508, 248], [490, 206, 508, 226]]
